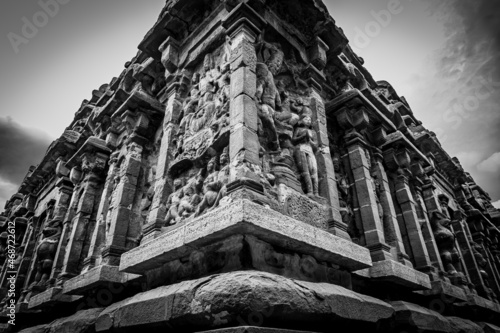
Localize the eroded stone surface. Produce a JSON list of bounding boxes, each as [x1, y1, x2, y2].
[[120, 200, 372, 274], [96, 271, 393, 331]]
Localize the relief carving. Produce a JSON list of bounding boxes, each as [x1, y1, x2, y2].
[[430, 211, 461, 277], [30, 218, 62, 290]]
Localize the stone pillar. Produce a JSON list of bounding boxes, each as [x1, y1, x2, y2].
[[225, 14, 261, 188], [393, 168, 434, 275], [59, 152, 108, 280], [346, 134, 393, 262], [451, 216, 487, 295], [309, 78, 349, 240], [144, 84, 183, 243], [372, 151, 412, 266], [101, 142, 144, 266], [82, 152, 119, 272], [48, 166, 75, 282], [420, 180, 450, 275]]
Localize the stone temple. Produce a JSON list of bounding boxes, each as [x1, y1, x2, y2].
[[1, 0, 500, 332]]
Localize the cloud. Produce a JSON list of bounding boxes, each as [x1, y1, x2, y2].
[[0, 117, 52, 206], [493, 200, 500, 209], [477, 152, 500, 173]]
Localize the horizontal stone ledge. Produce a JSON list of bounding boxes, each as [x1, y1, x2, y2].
[[354, 260, 431, 290], [198, 327, 322, 333], [119, 200, 372, 274], [63, 265, 141, 296], [18, 308, 104, 333], [96, 271, 393, 332], [466, 294, 500, 314], [28, 287, 82, 310], [391, 301, 451, 332], [415, 280, 468, 302]]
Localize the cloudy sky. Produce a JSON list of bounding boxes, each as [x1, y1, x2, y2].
[[0, 0, 499, 208]]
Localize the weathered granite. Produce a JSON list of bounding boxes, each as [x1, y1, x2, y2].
[[390, 301, 452, 332], [480, 322, 500, 333], [47, 308, 103, 333], [28, 287, 82, 310], [1, 0, 500, 331], [197, 328, 321, 333], [355, 259, 431, 290], [18, 325, 48, 333], [447, 317, 483, 333], [96, 271, 393, 332], [120, 200, 372, 274], [63, 265, 140, 295]]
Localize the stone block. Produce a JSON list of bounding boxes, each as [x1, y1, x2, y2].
[[447, 317, 482, 333], [46, 308, 103, 333], [28, 287, 82, 310], [63, 265, 140, 295], [231, 67, 256, 100], [355, 260, 431, 290], [197, 328, 320, 333], [229, 126, 260, 165], [230, 94, 258, 131], [120, 200, 372, 274], [390, 301, 452, 332], [18, 325, 48, 333], [480, 322, 500, 333], [417, 280, 468, 302], [96, 271, 393, 332]]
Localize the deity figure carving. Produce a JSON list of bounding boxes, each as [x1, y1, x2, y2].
[[473, 243, 498, 301], [177, 173, 204, 221], [333, 155, 359, 242], [339, 54, 368, 91], [195, 156, 220, 217], [195, 148, 230, 216], [430, 211, 460, 276], [220, 35, 232, 75], [255, 37, 284, 76], [165, 179, 185, 226], [256, 62, 281, 151], [292, 115, 319, 197], [197, 53, 218, 102], [30, 218, 62, 290], [372, 174, 384, 222]]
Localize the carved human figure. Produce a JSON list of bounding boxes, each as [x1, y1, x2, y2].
[[430, 211, 460, 276], [292, 115, 319, 197], [30, 219, 62, 290], [189, 93, 217, 134], [255, 38, 284, 76], [339, 54, 368, 91], [214, 147, 230, 207], [220, 35, 232, 74], [177, 173, 204, 220], [195, 156, 221, 217], [473, 243, 497, 300], [372, 174, 384, 222], [165, 179, 185, 226], [176, 99, 198, 155], [198, 53, 217, 100], [256, 63, 281, 151]]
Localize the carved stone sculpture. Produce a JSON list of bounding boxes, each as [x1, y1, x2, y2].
[[292, 114, 319, 197], [164, 179, 185, 226], [30, 219, 62, 290], [256, 62, 281, 151], [430, 211, 460, 276]]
